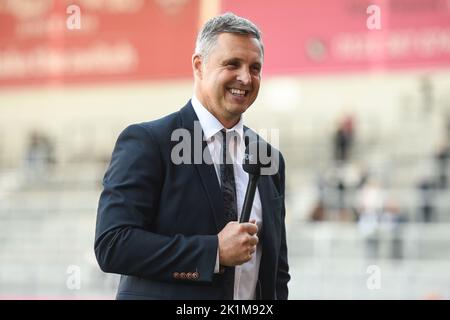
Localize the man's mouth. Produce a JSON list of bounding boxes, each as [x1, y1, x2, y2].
[[227, 88, 248, 97]]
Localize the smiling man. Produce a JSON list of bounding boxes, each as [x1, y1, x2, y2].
[[95, 12, 290, 300], [193, 29, 262, 129]]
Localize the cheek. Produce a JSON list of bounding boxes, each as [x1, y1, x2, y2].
[[207, 80, 223, 98], [252, 79, 261, 95]]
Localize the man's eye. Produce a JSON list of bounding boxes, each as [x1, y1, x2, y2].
[[227, 63, 238, 68], [252, 66, 261, 74]]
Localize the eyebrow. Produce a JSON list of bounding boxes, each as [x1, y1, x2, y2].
[[222, 58, 262, 68], [222, 58, 241, 65]]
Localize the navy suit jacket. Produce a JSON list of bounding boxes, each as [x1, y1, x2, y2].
[[95, 101, 290, 299]]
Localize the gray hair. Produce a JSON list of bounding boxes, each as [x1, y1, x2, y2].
[[195, 12, 264, 61]]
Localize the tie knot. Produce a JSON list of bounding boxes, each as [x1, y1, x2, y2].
[[220, 129, 237, 146], [220, 128, 234, 136]]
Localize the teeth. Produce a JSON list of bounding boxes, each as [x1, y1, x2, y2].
[[230, 88, 246, 96]]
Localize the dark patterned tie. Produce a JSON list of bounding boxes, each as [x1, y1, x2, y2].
[[220, 129, 238, 222], [219, 129, 237, 299]]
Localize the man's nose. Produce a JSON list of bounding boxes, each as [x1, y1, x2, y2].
[[236, 67, 251, 85]]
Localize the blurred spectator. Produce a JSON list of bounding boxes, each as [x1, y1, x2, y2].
[[309, 199, 326, 222], [380, 198, 407, 260], [333, 114, 355, 163], [310, 163, 367, 222], [356, 177, 383, 260], [23, 131, 55, 184], [417, 178, 436, 223], [309, 173, 326, 221], [434, 141, 449, 189], [313, 167, 349, 221]]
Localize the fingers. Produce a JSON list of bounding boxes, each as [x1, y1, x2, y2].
[[240, 222, 258, 235], [248, 233, 258, 246], [218, 221, 259, 266], [243, 245, 257, 262]]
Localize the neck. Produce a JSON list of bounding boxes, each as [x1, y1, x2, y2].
[[221, 118, 240, 129]]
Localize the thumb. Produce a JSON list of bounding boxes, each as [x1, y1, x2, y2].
[[249, 218, 256, 224]]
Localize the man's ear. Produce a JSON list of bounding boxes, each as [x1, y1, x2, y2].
[[192, 54, 203, 80]]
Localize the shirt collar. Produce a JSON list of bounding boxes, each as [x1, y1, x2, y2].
[[191, 95, 244, 142]]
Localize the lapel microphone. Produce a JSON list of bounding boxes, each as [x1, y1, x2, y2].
[[240, 140, 276, 223]]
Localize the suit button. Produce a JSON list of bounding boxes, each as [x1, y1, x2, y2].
[[180, 272, 186, 279], [173, 272, 179, 279], [192, 272, 199, 280], [186, 272, 193, 280]]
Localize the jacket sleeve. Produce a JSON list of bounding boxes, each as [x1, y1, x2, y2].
[[276, 153, 290, 299], [94, 124, 218, 283]]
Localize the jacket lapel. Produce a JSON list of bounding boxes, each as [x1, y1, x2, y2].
[[179, 101, 226, 232], [195, 140, 228, 231]]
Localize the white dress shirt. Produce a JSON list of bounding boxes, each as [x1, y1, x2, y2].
[[191, 95, 263, 300]]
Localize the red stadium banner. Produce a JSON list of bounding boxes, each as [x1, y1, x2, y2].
[[222, 0, 450, 74], [0, 0, 199, 86]]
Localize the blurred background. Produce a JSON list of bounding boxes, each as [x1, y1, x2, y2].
[[1, 0, 450, 299]]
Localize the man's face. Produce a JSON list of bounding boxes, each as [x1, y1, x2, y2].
[[193, 33, 263, 128]]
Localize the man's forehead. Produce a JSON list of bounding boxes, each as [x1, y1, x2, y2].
[[216, 33, 261, 48], [215, 33, 263, 60]]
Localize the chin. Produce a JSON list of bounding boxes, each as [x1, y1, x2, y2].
[[228, 104, 250, 115]]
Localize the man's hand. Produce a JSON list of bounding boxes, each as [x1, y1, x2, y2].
[[218, 219, 258, 266]]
